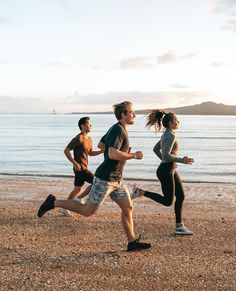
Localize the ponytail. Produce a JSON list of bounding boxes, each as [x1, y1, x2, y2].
[[146, 109, 166, 132], [146, 109, 175, 131]]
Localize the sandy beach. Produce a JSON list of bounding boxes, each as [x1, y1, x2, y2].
[[0, 175, 235, 290]]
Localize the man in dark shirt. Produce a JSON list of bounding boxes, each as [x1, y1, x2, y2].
[[59, 116, 104, 217], [38, 101, 151, 252]]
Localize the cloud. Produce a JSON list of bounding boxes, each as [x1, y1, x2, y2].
[[0, 58, 8, 64], [209, 1, 236, 32], [208, 2, 221, 13], [65, 91, 169, 105], [221, 0, 236, 14], [209, 0, 236, 14], [156, 50, 197, 64], [0, 58, 14, 66], [117, 52, 197, 69], [210, 62, 224, 67], [0, 96, 55, 113], [0, 91, 206, 113], [224, 18, 236, 31], [45, 62, 72, 67], [170, 84, 190, 89], [64, 90, 205, 107], [0, 15, 9, 25], [119, 56, 155, 69]]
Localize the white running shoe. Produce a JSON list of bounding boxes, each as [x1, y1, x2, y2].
[[59, 208, 72, 217], [175, 226, 193, 235], [75, 196, 84, 204], [131, 184, 141, 199]]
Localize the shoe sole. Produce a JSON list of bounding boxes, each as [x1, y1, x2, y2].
[[127, 248, 151, 252], [59, 209, 72, 217], [127, 245, 151, 252], [175, 232, 193, 235]]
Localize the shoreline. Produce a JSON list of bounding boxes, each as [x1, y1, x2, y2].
[[0, 172, 235, 185], [0, 175, 235, 290]]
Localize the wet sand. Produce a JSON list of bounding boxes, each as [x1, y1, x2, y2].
[[0, 175, 235, 290]]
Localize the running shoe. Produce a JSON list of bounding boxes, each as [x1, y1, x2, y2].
[[175, 226, 193, 235], [131, 184, 141, 199], [59, 208, 72, 217], [127, 239, 151, 252], [75, 196, 84, 204], [37, 194, 55, 218]]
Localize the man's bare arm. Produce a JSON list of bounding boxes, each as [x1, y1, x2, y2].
[[108, 147, 143, 161]]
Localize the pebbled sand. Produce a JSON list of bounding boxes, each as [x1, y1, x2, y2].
[[0, 175, 235, 291]]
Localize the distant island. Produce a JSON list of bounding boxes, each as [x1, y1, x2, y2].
[[70, 101, 236, 115], [141, 102, 236, 115]]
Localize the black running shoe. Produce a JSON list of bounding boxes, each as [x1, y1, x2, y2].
[[37, 194, 55, 217], [127, 239, 151, 252]]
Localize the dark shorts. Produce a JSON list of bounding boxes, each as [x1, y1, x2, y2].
[[73, 169, 94, 187]]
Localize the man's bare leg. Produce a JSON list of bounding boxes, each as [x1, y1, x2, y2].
[[37, 193, 151, 251], [45, 196, 99, 217], [77, 185, 92, 199], [67, 186, 81, 200], [115, 197, 136, 242], [59, 186, 82, 216], [115, 196, 152, 251]]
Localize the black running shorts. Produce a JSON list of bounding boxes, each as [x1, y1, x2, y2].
[[73, 169, 94, 187]]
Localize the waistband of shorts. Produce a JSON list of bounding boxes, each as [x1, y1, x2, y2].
[[94, 176, 123, 185]]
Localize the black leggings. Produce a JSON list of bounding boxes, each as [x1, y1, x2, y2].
[[144, 162, 185, 223]]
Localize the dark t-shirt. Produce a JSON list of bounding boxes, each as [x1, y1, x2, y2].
[[95, 122, 129, 182], [67, 133, 92, 170]]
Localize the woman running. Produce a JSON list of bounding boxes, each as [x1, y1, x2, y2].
[[132, 110, 194, 235]]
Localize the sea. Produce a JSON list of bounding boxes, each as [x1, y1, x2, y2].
[[0, 114, 236, 183]]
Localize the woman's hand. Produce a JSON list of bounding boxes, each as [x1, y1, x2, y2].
[[183, 156, 194, 164]]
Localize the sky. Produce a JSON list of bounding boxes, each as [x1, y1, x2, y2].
[[0, 0, 236, 113]]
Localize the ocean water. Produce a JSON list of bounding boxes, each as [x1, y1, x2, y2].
[[0, 114, 236, 183]]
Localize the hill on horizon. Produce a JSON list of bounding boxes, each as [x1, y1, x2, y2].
[[138, 101, 236, 115], [71, 101, 236, 115]]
